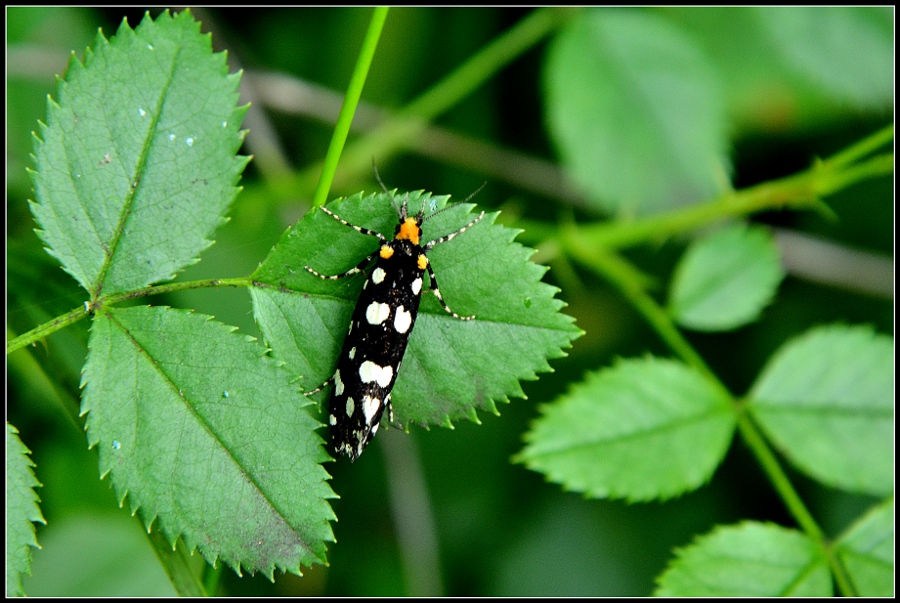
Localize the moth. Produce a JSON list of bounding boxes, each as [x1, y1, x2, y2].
[[305, 184, 484, 460]]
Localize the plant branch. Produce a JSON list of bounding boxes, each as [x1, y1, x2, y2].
[[147, 530, 207, 597], [515, 130, 893, 252], [569, 242, 848, 592], [734, 410, 856, 596], [6, 278, 253, 355], [299, 7, 575, 194], [312, 6, 389, 207]]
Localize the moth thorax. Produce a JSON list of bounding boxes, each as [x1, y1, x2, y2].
[[395, 218, 421, 245]]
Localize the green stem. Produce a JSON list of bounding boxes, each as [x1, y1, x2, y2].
[[311, 6, 389, 207], [572, 243, 849, 592], [147, 530, 207, 596], [735, 410, 856, 596], [403, 7, 572, 121], [6, 278, 253, 355], [299, 7, 574, 192], [822, 123, 893, 170], [515, 136, 893, 250], [6, 304, 91, 356], [564, 238, 722, 387]]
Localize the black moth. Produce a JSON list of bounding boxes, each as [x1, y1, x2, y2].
[[305, 185, 484, 461]]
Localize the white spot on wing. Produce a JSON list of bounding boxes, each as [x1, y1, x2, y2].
[[412, 277, 423, 295], [349, 347, 356, 360], [366, 301, 391, 325], [335, 369, 344, 395], [346, 397, 354, 417], [329, 414, 337, 425], [372, 267, 386, 284], [363, 395, 381, 423], [394, 306, 412, 333], [359, 361, 393, 387]]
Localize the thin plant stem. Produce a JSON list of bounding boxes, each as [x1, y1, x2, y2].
[[299, 8, 574, 192], [311, 6, 389, 207]]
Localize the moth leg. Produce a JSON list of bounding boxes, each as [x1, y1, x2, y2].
[[305, 253, 373, 280], [320, 206, 386, 242], [304, 375, 334, 397], [425, 260, 475, 321], [423, 210, 485, 251]]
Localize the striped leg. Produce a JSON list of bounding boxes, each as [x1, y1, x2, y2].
[[305, 253, 373, 280], [305, 205, 385, 279], [425, 260, 475, 321], [424, 211, 485, 251], [320, 206, 386, 241], [304, 375, 334, 396]]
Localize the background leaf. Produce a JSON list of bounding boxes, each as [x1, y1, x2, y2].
[[835, 498, 894, 597], [29, 10, 247, 297], [748, 325, 893, 496], [23, 513, 176, 596], [755, 7, 893, 110], [669, 223, 785, 331], [6, 423, 47, 597], [654, 521, 832, 596], [544, 9, 728, 214], [516, 357, 735, 501], [251, 191, 581, 427], [81, 305, 336, 578]]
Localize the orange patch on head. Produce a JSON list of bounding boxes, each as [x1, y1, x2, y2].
[[396, 218, 421, 245], [380, 245, 394, 259]]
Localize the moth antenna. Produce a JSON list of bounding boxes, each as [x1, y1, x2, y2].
[[461, 181, 487, 204], [373, 160, 407, 218], [423, 182, 487, 223]]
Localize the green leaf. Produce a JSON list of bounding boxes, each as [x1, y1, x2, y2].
[[251, 191, 580, 428], [29, 9, 248, 297], [755, 7, 893, 110], [544, 9, 728, 214], [6, 423, 47, 597], [81, 305, 336, 578], [669, 223, 784, 332], [835, 498, 894, 597], [655, 521, 832, 596], [515, 357, 735, 501], [748, 325, 893, 496], [663, 8, 892, 134]]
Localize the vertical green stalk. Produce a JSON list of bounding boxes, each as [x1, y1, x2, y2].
[[302, 7, 574, 190], [311, 6, 389, 207]]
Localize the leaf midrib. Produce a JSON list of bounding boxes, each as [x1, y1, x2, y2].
[[91, 46, 181, 299]]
